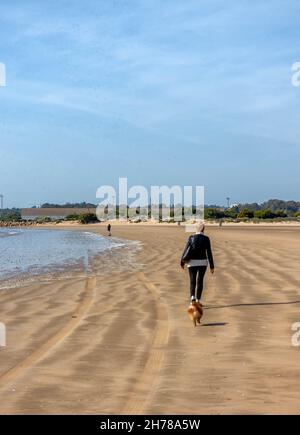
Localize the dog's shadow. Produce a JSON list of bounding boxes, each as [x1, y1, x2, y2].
[[200, 322, 227, 327]]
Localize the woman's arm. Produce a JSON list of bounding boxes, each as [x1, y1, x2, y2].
[[207, 238, 214, 271], [180, 237, 191, 268]]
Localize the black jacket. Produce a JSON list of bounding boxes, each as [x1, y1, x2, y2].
[[181, 233, 214, 269]]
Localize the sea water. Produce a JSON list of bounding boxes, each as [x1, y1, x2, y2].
[[0, 228, 130, 288]]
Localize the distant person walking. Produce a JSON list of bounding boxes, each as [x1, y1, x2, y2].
[[181, 223, 214, 303], [107, 223, 111, 236]]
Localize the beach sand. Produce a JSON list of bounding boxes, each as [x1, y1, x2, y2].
[[1, 224, 300, 414]]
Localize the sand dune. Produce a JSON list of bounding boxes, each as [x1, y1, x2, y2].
[[1, 225, 300, 414]]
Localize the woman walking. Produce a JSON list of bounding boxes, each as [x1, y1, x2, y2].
[[181, 223, 214, 303]]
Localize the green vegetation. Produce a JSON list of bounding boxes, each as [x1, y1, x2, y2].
[[0, 210, 21, 222], [78, 213, 98, 224], [65, 213, 99, 223], [237, 209, 254, 219], [65, 214, 81, 221], [253, 209, 287, 219], [40, 202, 96, 209], [203, 203, 296, 222], [204, 208, 226, 219], [1, 199, 300, 224], [34, 216, 52, 223]]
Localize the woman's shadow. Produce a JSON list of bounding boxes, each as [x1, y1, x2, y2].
[[200, 299, 300, 327]]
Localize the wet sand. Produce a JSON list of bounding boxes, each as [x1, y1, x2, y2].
[[1, 225, 300, 414]]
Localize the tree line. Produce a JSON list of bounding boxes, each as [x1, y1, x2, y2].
[[1, 199, 300, 222]]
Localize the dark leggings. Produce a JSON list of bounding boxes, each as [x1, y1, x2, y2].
[[188, 266, 207, 300]]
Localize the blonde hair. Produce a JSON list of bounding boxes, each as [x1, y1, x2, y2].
[[196, 222, 205, 233]]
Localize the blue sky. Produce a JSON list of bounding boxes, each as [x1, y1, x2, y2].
[[0, 0, 300, 207]]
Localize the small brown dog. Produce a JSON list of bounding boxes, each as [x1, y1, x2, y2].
[[187, 301, 203, 326]]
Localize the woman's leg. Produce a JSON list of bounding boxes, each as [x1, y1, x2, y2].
[[196, 266, 207, 301], [188, 267, 197, 300]]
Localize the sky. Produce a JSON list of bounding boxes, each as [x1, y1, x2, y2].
[[0, 0, 300, 208]]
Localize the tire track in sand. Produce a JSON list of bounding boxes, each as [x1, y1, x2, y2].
[[120, 272, 170, 415], [0, 277, 96, 389]]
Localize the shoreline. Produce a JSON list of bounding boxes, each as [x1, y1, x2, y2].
[[0, 227, 141, 291], [2, 219, 300, 230], [1, 225, 300, 414]]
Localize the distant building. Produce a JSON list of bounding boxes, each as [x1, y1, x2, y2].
[[21, 208, 96, 220]]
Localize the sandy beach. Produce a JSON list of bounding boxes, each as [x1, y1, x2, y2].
[[1, 224, 300, 414]]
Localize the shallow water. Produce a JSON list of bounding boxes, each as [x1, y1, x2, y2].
[[0, 228, 133, 288]]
